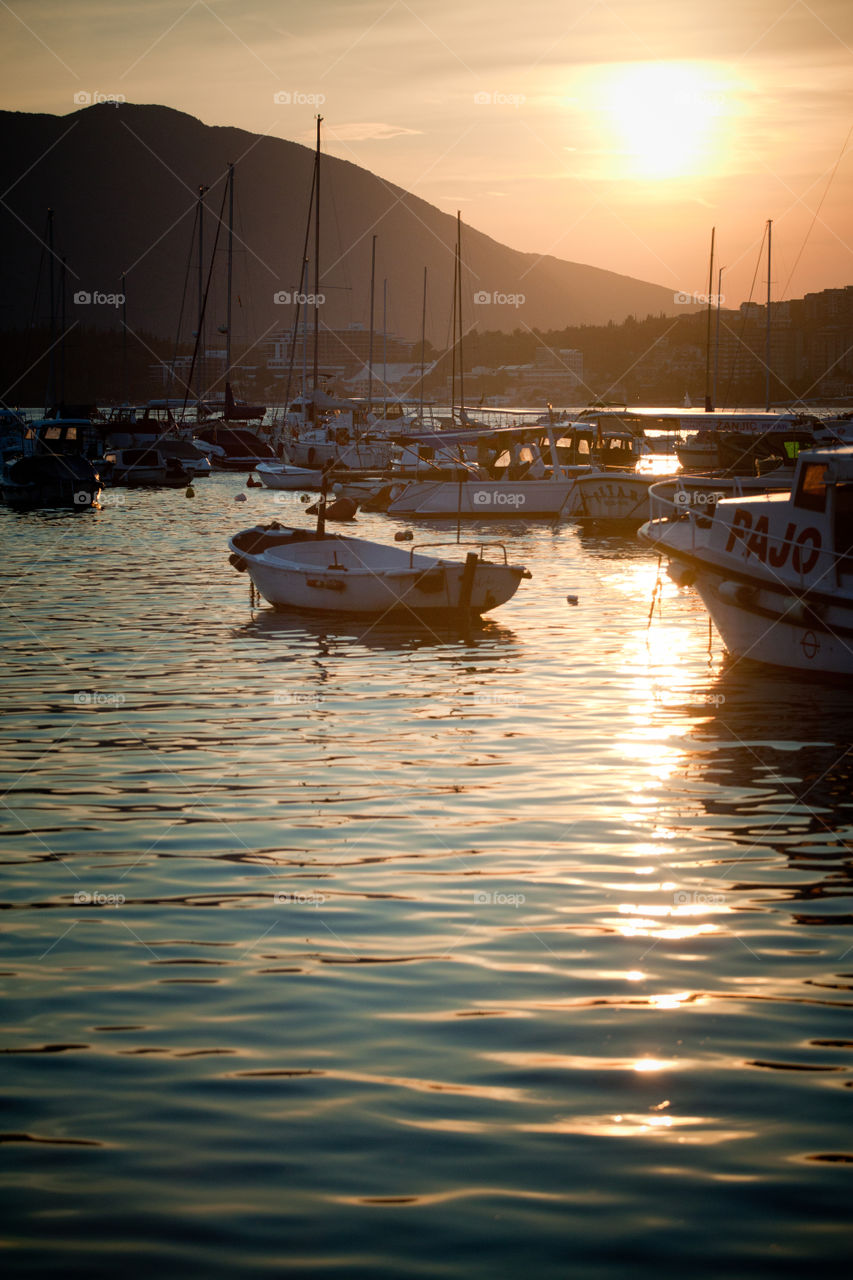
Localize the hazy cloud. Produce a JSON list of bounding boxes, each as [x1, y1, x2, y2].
[[325, 122, 424, 142]]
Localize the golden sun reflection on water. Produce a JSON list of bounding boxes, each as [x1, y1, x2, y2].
[[520, 1114, 753, 1144], [594, 555, 733, 949], [483, 1053, 684, 1073], [611, 916, 720, 941]]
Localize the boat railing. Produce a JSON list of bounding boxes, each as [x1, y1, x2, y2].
[[648, 478, 729, 525], [648, 480, 745, 554], [408, 540, 511, 566], [649, 471, 797, 527]]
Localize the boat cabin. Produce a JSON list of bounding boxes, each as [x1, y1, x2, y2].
[[702, 446, 853, 583], [593, 430, 644, 468], [37, 420, 105, 459], [792, 449, 853, 564]]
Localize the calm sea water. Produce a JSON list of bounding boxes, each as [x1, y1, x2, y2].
[[1, 475, 852, 1278]]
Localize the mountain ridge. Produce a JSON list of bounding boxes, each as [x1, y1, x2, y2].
[[0, 103, 695, 349]]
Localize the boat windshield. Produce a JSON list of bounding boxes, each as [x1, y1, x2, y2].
[[794, 462, 828, 512]]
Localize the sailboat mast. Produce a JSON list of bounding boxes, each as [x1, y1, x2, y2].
[[419, 266, 427, 421], [197, 184, 207, 403], [765, 219, 772, 412], [713, 265, 724, 409], [301, 257, 308, 402], [47, 208, 55, 410], [312, 115, 322, 412], [367, 234, 376, 415], [382, 278, 388, 418], [226, 162, 234, 385], [703, 226, 715, 412], [457, 211, 465, 421], [450, 248, 457, 417], [59, 255, 67, 406], [121, 271, 128, 405]]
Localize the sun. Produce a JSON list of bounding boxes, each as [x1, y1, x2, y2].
[[601, 62, 729, 180]]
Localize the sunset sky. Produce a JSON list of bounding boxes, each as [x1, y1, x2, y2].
[[3, 0, 852, 309]]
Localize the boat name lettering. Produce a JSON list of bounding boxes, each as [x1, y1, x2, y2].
[[724, 508, 821, 573], [590, 483, 630, 500]]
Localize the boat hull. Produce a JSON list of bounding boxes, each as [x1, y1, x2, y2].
[[211, 455, 272, 472], [286, 439, 391, 470], [1, 455, 101, 509], [256, 463, 324, 490], [1, 478, 98, 509], [690, 570, 853, 674], [640, 506, 853, 677], [562, 472, 659, 520], [386, 478, 575, 518]]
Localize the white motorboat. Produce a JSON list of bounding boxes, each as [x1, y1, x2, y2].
[[385, 476, 581, 519], [255, 461, 324, 491], [285, 419, 392, 471], [640, 444, 853, 676], [228, 522, 531, 617], [560, 466, 676, 521], [104, 446, 191, 488], [380, 422, 597, 518], [562, 431, 806, 523]]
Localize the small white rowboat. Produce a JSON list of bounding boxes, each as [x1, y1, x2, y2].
[[255, 461, 324, 490], [228, 523, 531, 617]]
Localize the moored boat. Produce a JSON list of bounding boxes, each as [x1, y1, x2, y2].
[[385, 476, 580, 519], [228, 522, 531, 617], [378, 422, 597, 518], [640, 444, 853, 675], [194, 425, 276, 471], [255, 461, 324, 490], [104, 446, 191, 488], [560, 466, 675, 521], [1, 452, 101, 509]]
